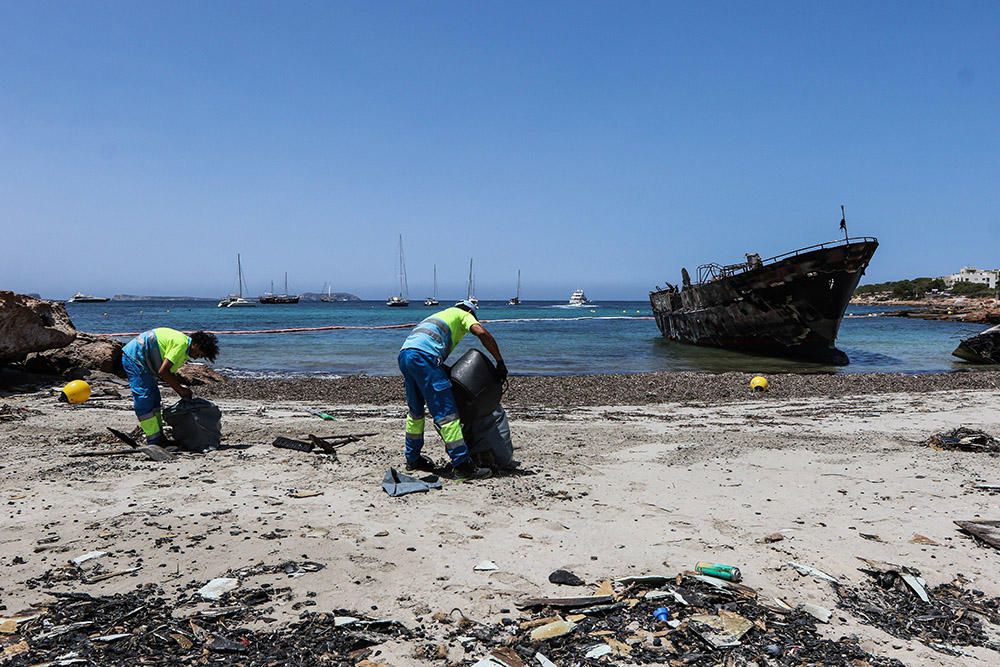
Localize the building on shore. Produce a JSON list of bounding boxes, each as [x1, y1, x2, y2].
[[944, 267, 999, 290]]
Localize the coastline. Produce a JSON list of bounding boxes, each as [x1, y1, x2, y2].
[[850, 295, 1000, 324], [201, 369, 1000, 407]]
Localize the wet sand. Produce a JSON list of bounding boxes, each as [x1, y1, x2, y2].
[[1, 373, 999, 665]]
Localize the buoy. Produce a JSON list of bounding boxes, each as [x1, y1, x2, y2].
[[750, 375, 769, 393], [61, 380, 91, 404]]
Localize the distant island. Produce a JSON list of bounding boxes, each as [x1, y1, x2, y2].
[[107, 293, 362, 302], [112, 295, 217, 302]]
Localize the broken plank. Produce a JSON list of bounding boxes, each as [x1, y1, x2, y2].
[[954, 520, 1000, 550], [515, 595, 614, 610]]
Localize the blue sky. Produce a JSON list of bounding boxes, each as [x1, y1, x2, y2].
[[1, 1, 997, 300]]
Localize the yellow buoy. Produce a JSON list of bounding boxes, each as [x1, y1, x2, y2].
[[750, 375, 769, 393], [62, 379, 91, 404]]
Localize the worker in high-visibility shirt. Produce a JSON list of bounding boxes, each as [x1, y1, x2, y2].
[[121, 328, 219, 445], [398, 300, 507, 480]]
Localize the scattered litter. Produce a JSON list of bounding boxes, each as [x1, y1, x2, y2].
[[272, 436, 313, 452], [859, 533, 884, 542], [70, 550, 106, 566], [584, 642, 612, 658], [787, 560, 839, 583], [688, 610, 753, 648], [198, 577, 239, 601], [81, 566, 141, 584], [926, 427, 1000, 453], [529, 619, 576, 641], [799, 602, 832, 623], [954, 519, 1000, 550], [592, 580, 614, 597], [381, 467, 442, 497], [548, 569, 585, 586], [517, 595, 614, 610], [474, 560, 499, 572], [287, 489, 323, 498], [534, 653, 557, 667], [694, 561, 742, 582], [281, 561, 325, 577]]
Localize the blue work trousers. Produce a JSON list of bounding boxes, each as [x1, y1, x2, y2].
[[397, 348, 469, 465]]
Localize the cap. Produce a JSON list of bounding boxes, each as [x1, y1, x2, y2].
[[456, 299, 478, 312]]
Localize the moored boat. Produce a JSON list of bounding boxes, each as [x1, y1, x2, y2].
[[424, 265, 440, 306], [386, 235, 410, 307], [219, 253, 257, 308], [507, 270, 521, 306], [68, 292, 110, 303], [567, 289, 591, 306]]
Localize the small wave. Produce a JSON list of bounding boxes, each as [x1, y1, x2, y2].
[[216, 367, 344, 380], [484, 316, 653, 324]]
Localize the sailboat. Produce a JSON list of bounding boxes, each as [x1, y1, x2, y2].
[[424, 265, 440, 306], [386, 235, 410, 307], [321, 282, 334, 303], [466, 258, 478, 307], [218, 254, 256, 308], [507, 270, 521, 306], [259, 272, 300, 304]]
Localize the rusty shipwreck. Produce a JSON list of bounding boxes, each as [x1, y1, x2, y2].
[[649, 237, 879, 365]]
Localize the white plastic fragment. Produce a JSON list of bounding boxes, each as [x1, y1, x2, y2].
[[70, 551, 107, 566], [900, 573, 930, 603], [197, 577, 239, 601], [787, 561, 840, 584], [474, 560, 499, 572], [535, 653, 558, 667], [94, 633, 131, 642], [798, 602, 832, 623], [585, 643, 613, 658], [333, 616, 360, 627]]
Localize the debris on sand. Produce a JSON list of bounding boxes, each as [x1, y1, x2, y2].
[[4, 588, 413, 666], [463, 572, 904, 666], [926, 427, 1000, 453], [836, 564, 1000, 654]]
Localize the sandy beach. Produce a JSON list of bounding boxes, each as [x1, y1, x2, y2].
[[1, 372, 998, 665]]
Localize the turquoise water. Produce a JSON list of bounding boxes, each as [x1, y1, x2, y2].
[[65, 300, 993, 376]]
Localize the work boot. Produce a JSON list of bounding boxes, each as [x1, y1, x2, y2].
[[452, 459, 492, 481], [405, 454, 436, 473]]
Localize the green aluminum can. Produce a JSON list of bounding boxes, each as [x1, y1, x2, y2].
[[695, 561, 742, 582]]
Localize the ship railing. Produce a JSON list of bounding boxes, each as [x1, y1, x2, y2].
[[697, 236, 877, 283]]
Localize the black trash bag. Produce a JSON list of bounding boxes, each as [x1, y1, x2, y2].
[[163, 397, 222, 452], [447, 349, 503, 420], [463, 405, 516, 471]]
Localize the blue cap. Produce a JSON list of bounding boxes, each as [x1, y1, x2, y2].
[[456, 299, 478, 312]]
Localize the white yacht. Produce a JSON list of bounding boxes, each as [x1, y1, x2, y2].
[[218, 253, 257, 308], [68, 292, 110, 303], [567, 289, 591, 306], [386, 234, 410, 307]]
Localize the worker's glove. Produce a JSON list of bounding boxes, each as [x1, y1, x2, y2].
[[495, 360, 509, 382]]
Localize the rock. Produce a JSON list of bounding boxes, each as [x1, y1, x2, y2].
[[177, 363, 226, 385], [24, 333, 123, 378], [548, 569, 586, 586], [0, 291, 76, 362]]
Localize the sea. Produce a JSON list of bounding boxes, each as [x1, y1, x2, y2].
[[65, 300, 994, 377]]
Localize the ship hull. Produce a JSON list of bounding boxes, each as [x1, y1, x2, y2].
[[649, 239, 878, 365]]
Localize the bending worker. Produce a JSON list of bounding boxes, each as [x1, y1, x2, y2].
[[121, 327, 219, 445], [398, 300, 507, 480]]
